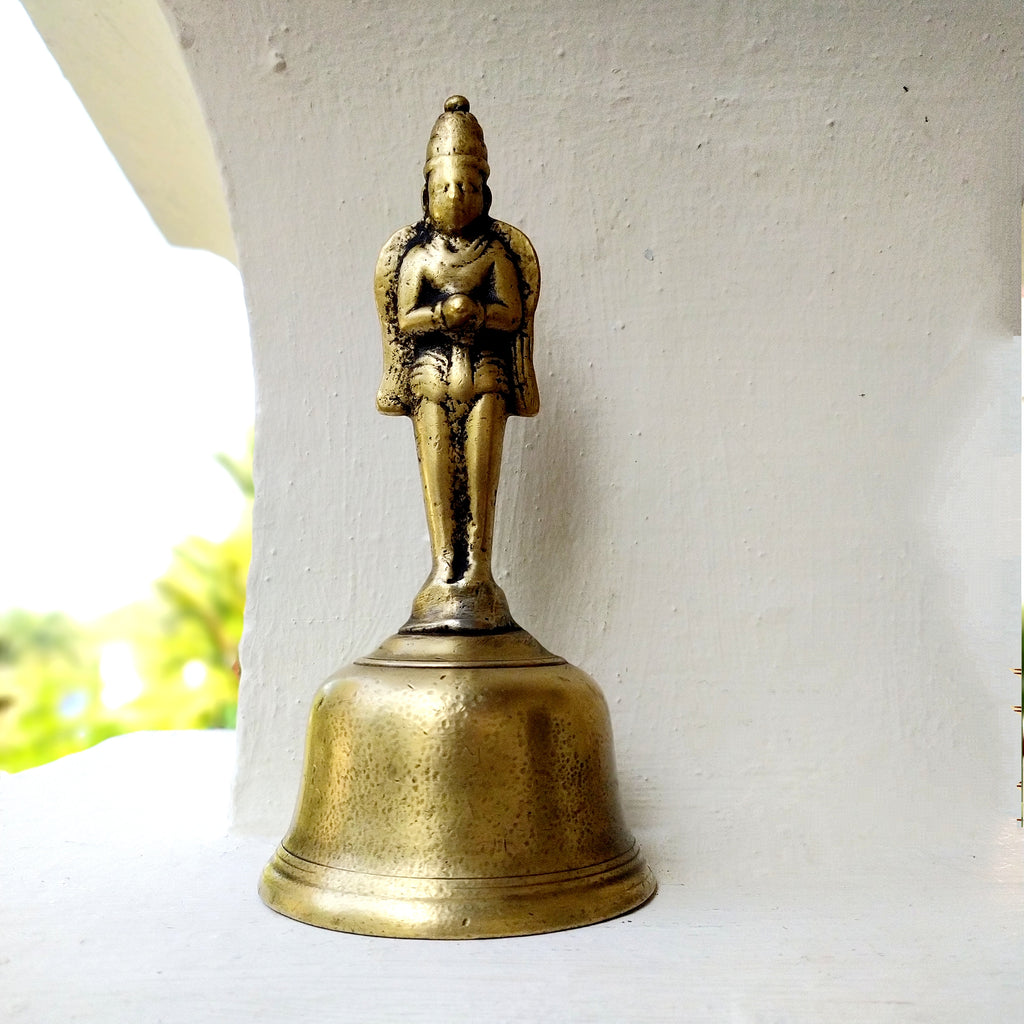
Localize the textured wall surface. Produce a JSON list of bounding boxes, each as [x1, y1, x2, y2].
[[162, 0, 1019, 887]]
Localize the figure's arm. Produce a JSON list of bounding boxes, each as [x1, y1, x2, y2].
[[481, 246, 523, 332], [397, 250, 440, 335]]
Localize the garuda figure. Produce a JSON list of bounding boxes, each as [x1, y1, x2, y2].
[[374, 96, 540, 632]]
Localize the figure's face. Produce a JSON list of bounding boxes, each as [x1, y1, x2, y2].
[[427, 159, 485, 234]]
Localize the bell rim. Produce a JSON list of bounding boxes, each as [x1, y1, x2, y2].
[[259, 840, 656, 939]]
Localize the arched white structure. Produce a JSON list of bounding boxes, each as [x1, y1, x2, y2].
[[20, 0, 235, 261]]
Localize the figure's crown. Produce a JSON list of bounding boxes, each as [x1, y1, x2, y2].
[[424, 95, 489, 178]]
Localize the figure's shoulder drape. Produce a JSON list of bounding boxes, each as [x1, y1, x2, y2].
[[374, 224, 420, 415], [492, 220, 540, 417]]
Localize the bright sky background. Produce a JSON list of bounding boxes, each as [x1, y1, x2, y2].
[[0, 3, 254, 619]]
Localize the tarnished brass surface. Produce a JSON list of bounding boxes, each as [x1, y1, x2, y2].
[[356, 626, 564, 667], [374, 94, 539, 633], [260, 97, 655, 938], [260, 633, 655, 938]]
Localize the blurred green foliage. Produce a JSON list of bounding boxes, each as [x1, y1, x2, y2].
[[0, 446, 252, 773]]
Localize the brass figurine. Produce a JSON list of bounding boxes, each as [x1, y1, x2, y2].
[[375, 95, 539, 633], [260, 97, 655, 938]]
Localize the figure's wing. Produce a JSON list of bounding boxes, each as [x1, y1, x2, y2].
[[494, 221, 541, 417], [374, 225, 418, 415]]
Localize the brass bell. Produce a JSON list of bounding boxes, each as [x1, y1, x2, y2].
[[259, 96, 654, 938], [259, 630, 654, 938]]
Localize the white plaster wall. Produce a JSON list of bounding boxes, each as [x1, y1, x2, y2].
[[163, 0, 1020, 885]]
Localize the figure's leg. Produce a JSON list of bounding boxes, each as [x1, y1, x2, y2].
[[464, 392, 508, 584], [412, 400, 455, 583], [405, 386, 514, 633]]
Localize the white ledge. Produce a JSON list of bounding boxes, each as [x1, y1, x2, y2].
[[2, 731, 1021, 1022]]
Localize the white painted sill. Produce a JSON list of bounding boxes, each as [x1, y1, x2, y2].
[[2, 730, 1020, 1023]]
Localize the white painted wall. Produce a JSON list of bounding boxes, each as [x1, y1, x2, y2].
[[159, 0, 1019, 889]]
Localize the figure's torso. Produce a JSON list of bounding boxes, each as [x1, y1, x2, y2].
[[405, 234, 514, 321]]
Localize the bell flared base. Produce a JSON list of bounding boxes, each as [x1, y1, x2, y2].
[[260, 840, 655, 939], [259, 628, 656, 938]]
